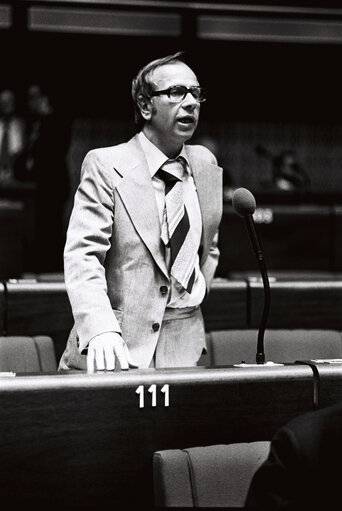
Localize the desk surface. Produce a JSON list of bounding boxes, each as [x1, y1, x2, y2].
[[0, 364, 314, 508]]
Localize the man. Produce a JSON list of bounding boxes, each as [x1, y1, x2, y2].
[[271, 150, 310, 193], [245, 401, 342, 509], [59, 51, 222, 372]]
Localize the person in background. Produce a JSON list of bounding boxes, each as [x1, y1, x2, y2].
[[0, 88, 25, 184], [255, 145, 310, 194], [58, 51, 223, 372], [272, 150, 310, 193], [245, 400, 342, 509]]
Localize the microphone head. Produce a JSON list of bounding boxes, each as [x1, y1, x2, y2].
[[232, 187, 256, 217]]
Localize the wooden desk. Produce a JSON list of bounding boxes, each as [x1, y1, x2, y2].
[[0, 364, 314, 508], [5, 280, 73, 361], [332, 206, 342, 271], [0, 199, 25, 279], [217, 204, 332, 277], [249, 280, 342, 329], [3, 278, 247, 359], [4, 278, 342, 365], [201, 278, 248, 331], [0, 181, 36, 275], [297, 360, 342, 410], [0, 282, 4, 334]]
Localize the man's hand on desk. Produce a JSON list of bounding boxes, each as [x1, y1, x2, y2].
[[87, 332, 139, 372]]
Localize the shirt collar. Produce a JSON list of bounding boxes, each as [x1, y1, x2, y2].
[[138, 131, 190, 178]]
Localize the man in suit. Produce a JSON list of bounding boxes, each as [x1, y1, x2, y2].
[[59, 51, 223, 372], [245, 400, 342, 509]]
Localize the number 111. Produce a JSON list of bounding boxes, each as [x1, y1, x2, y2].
[[135, 384, 169, 408]]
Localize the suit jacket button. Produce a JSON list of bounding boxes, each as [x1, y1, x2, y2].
[[160, 286, 168, 295], [152, 323, 160, 332]]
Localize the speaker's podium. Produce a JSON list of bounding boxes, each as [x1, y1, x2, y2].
[[0, 364, 315, 509]]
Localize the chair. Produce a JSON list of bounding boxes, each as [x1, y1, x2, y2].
[[0, 336, 57, 373], [153, 441, 270, 508], [201, 329, 342, 366]]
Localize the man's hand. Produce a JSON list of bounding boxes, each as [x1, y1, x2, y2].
[[87, 332, 138, 372]]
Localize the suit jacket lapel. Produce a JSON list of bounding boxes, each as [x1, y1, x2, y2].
[[186, 147, 223, 264], [112, 137, 221, 277], [113, 135, 169, 278]]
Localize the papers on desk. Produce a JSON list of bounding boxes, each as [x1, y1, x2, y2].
[[311, 359, 342, 364], [233, 361, 284, 367]]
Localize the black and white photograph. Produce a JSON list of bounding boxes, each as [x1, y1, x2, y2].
[[1, 1, 342, 509]]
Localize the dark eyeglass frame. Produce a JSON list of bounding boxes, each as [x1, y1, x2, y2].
[[150, 85, 206, 103]]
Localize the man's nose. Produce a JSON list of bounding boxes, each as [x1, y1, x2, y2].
[[182, 92, 198, 109]]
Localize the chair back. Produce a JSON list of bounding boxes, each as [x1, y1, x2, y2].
[[0, 336, 57, 373], [153, 441, 270, 508], [205, 329, 342, 366]]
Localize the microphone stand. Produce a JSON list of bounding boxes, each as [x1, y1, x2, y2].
[[244, 215, 271, 364], [256, 257, 270, 364]]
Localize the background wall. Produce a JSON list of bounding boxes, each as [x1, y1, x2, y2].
[[2, 3, 342, 198]]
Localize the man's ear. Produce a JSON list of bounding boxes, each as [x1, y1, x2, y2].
[[137, 94, 152, 121]]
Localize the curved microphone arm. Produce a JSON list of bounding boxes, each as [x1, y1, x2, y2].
[[244, 215, 271, 364], [256, 256, 270, 364]]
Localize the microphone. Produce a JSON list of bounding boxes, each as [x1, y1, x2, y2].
[[232, 188, 271, 365]]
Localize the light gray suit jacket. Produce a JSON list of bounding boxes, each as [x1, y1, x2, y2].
[[59, 134, 223, 369]]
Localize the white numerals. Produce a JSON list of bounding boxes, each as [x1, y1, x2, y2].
[[136, 385, 145, 408], [136, 384, 170, 408], [161, 384, 169, 407]]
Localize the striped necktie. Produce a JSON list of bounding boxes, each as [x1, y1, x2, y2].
[[158, 157, 196, 293]]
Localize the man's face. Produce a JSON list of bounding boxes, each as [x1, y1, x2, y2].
[[143, 62, 201, 154]]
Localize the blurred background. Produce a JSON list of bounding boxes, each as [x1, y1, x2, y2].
[[1, 0, 342, 280]]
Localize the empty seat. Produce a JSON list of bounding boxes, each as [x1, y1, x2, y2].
[[0, 336, 57, 373], [153, 441, 270, 508], [204, 329, 342, 366]]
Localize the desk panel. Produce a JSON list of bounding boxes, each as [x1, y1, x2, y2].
[[4, 278, 248, 356], [0, 199, 25, 279], [201, 278, 248, 331], [5, 281, 73, 361], [332, 206, 342, 271], [250, 280, 342, 329], [0, 182, 36, 275], [297, 361, 342, 409], [0, 365, 314, 508], [0, 282, 4, 334], [217, 205, 332, 277]]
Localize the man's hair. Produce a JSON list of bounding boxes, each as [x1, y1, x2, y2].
[[131, 51, 186, 130]]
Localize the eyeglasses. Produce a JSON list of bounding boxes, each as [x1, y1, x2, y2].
[[151, 85, 206, 103]]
